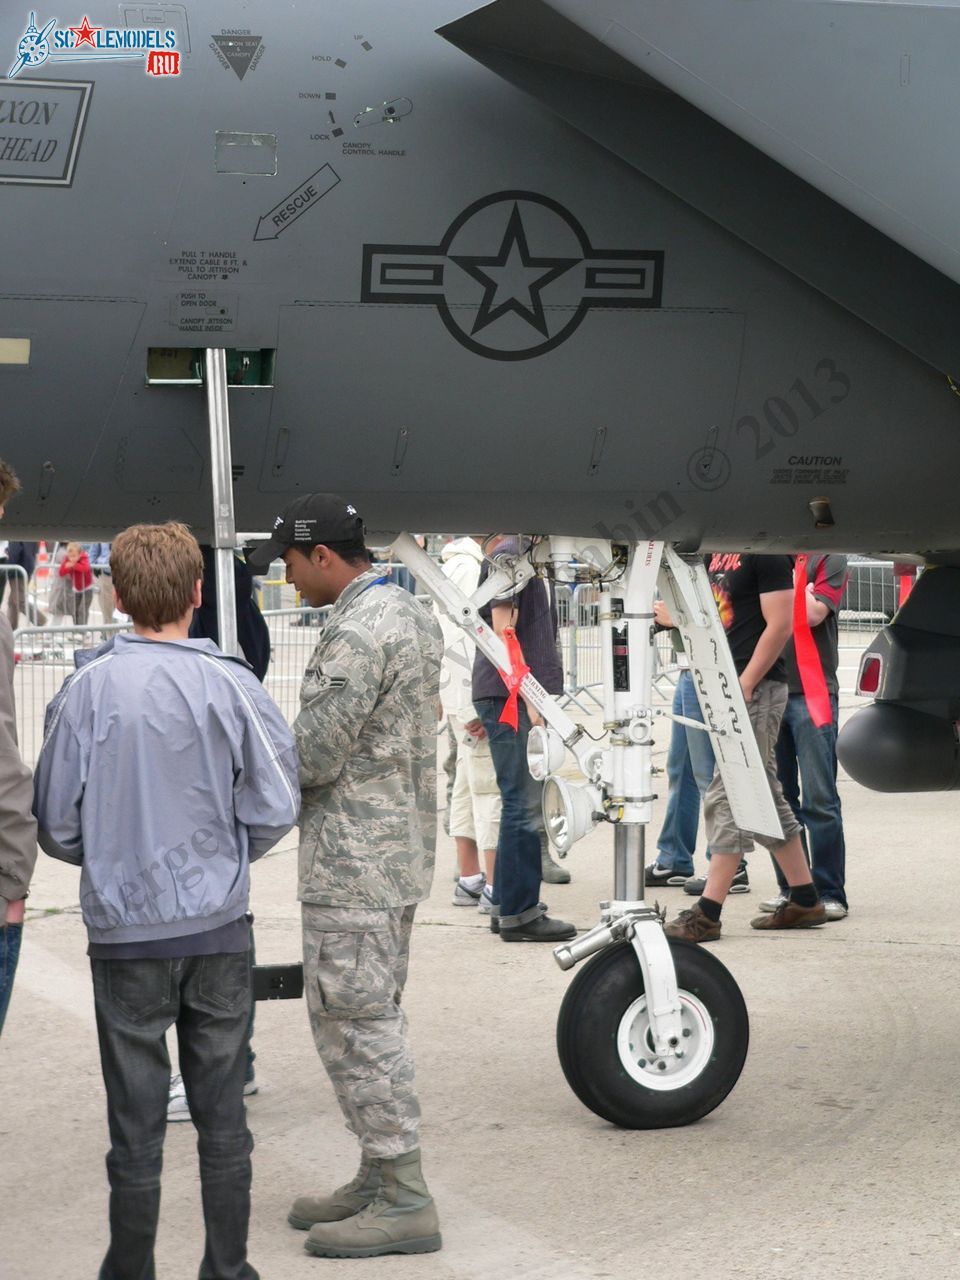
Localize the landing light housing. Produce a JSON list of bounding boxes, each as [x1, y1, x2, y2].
[[527, 725, 565, 782], [542, 776, 600, 855]]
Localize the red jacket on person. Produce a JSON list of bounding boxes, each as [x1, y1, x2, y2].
[[59, 551, 93, 593]]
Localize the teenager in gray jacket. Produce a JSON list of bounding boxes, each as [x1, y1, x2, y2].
[[34, 522, 300, 1280]]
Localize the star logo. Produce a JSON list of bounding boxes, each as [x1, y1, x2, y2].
[[69, 16, 100, 49], [451, 204, 578, 338], [361, 191, 663, 361]]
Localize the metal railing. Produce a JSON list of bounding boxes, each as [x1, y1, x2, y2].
[[260, 606, 328, 724], [13, 622, 132, 766], [556, 583, 678, 710], [0, 564, 37, 625], [11, 581, 884, 769], [0, 564, 29, 590], [11, 612, 328, 767], [839, 558, 901, 631]]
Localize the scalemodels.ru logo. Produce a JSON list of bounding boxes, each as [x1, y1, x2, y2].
[[8, 11, 181, 78]]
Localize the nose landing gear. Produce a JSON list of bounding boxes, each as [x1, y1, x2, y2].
[[391, 533, 770, 1128], [557, 939, 748, 1129]]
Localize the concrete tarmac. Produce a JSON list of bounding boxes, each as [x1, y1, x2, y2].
[[3, 741, 959, 1280]]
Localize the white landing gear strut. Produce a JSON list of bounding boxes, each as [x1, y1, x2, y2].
[[392, 534, 777, 1128], [204, 348, 239, 658]]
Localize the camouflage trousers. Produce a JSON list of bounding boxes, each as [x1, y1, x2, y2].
[[302, 903, 421, 1159]]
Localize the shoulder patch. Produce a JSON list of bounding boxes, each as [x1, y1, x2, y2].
[[310, 672, 348, 693]]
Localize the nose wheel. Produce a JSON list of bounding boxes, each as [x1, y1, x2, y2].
[[557, 939, 748, 1128]]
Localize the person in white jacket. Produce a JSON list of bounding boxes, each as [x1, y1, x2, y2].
[[435, 538, 502, 913]]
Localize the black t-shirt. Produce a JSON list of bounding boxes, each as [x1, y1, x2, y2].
[[705, 552, 794, 682], [472, 540, 564, 701]]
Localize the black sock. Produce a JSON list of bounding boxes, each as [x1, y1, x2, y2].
[[789, 884, 818, 908], [697, 896, 722, 922]]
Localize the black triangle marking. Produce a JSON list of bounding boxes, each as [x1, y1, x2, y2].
[[212, 35, 262, 81]]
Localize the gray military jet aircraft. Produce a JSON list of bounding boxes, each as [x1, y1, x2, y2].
[[2, 0, 957, 1128], [3, 0, 957, 552]]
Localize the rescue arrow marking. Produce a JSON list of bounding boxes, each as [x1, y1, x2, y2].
[[254, 164, 340, 241]]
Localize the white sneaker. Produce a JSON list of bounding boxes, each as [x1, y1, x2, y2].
[[821, 899, 848, 921], [759, 892, 790, 914], [477, 885, 495, 916], [167, 1072, 259, 1123], [452, 876, 484, 906], [167, 1073, 191, 1123]]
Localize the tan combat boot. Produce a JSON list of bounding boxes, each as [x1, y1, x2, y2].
[[288, 1160, 383, 1229], [303, 1147, 441, 1257]]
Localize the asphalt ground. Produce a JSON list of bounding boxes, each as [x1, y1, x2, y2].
[[3, 693, 959, 1280]]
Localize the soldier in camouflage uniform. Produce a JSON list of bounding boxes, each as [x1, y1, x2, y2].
[[248, 494, 443, 1260]]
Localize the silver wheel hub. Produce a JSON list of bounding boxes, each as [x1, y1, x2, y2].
[[616, 990, 715, 1090]]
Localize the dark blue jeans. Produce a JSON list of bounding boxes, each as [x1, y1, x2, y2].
[[656, 670, 716, 875], [774, 692, 847, 906], [91, 950, 258, 1280], [474, 698, 545, 927], [0, 922, 23, 1036]]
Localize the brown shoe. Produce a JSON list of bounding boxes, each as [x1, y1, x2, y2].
[[663, 905, 721, 943], [750, 898, 826, 930]]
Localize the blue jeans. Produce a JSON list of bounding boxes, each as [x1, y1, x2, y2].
[[774, 692, 847, 906], [474, 697, 545, 928], [656, 670, 716, 874], [0, 922, 23, 1036], [91, 950, 258, 1280]]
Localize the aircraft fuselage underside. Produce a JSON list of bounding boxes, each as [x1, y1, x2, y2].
[[0, 1, 958, 561]]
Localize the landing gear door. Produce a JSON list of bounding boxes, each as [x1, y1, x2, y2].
[[658, 547, 782, 841]]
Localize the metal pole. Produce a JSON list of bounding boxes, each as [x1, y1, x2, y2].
[[204, 348, 239, 658], [564, 584, 578, 696], [613, 824, 645, 902]]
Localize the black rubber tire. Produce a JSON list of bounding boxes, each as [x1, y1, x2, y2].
[[556, 938, 749, 1129]]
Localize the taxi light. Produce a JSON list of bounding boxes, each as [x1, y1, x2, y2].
[[858, 655, 882, 696], [526, 725, 565, 781], [542, 776, 599, 855]]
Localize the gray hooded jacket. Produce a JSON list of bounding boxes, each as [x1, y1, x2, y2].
[[33, 633, 300, 946]]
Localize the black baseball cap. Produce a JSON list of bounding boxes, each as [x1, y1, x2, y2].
[[246, 493, 364, 571]]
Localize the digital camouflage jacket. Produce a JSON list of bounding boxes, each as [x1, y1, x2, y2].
[[295, 569, 443, 908]]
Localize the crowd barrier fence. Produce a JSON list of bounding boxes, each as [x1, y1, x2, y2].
[[838, 559, 901, 631], [12, 579, 878, 770], [0, 564, 33, 622]]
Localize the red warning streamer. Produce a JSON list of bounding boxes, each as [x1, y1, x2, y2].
[[793, 554, 832, 729], [894, 562, 916, 608], [497, 626, 531, 731]]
